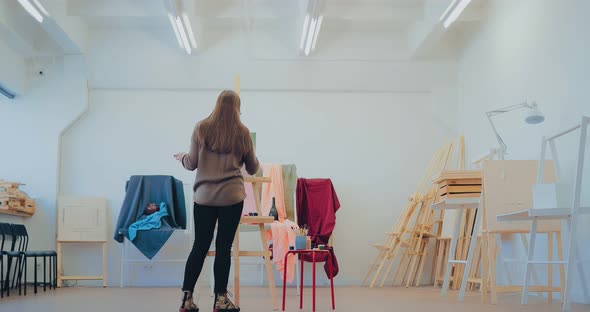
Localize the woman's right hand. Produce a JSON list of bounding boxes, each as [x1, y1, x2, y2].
[[174, 152, 187, 161]]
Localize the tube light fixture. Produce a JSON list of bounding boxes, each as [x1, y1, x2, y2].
[[175, 16, 191, 54], [299, 14, 310, 50], [17, 0, 48, 23], [440, 0, 473, 29], [165, 0, 198, 54], [311, 15, 323, 51], [32, 0, 49, 16], [299, 0, 325, 56], [168, 13, 183, 48], [304, 17, 317, 56], [182, 13, 197, 49]]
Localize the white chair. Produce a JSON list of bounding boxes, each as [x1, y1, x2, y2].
[[497, 116, 590, 311]]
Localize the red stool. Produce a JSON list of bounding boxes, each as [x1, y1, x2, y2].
[[282, 249, 335, 312]]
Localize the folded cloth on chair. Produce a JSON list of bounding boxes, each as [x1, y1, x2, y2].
[[113, 175, 187, 259], [296, 178, 341, 277], [128, 202, 169, 241]]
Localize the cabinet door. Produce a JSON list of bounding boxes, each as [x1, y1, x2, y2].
[[58, 197, 107, 242]]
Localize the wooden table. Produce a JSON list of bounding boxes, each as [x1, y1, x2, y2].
[[431, 196, 481, 301]]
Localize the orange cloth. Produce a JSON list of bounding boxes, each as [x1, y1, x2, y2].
[[270, 220, 298, 283], [262, 164, 286, 221]]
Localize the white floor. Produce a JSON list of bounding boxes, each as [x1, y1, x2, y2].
[[1, 285, 588, 312]]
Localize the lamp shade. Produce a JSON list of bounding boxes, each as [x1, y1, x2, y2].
[[525, 102, 545, 124]]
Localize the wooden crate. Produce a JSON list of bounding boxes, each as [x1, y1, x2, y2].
[[434, 171, 482, 200]]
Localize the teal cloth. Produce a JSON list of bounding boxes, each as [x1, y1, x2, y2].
[[128, 202, 169, 241], [113, 175, 186, 259]]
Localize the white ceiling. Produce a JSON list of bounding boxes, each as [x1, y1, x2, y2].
[[0, 0, 484, 61]]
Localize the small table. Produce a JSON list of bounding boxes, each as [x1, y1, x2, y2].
[[430, 196, 482, 301], [282, 249, 335, 312]]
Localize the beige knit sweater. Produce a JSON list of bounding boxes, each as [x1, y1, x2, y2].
[[182, 124, 259, 206]]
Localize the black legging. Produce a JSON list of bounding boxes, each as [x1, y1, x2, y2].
[[182, 201, 244, 293]]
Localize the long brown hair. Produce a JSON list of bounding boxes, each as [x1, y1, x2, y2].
[[197, 90, 252, 156]]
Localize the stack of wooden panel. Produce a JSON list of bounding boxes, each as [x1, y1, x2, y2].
[[0, 181, 36, 217], [433, 171, 482, 202]]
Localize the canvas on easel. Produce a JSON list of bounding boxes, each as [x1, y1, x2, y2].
[[57, 196, 109, 287]]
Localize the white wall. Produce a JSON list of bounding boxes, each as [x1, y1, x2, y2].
[[0, 55, 88, 267], [50, 25, 460, 287], [456, 0, 590, 303], [60, 89, 455, 286]]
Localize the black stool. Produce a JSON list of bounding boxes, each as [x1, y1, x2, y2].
[[12, 224, 57, 295], [0, 223, 23, 297]]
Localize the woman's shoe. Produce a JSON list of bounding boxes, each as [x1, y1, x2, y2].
[[213, 292, 240, 312], [180, 290, 199, 312]]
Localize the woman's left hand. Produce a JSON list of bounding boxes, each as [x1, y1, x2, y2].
[[174, 152, 187, 161]]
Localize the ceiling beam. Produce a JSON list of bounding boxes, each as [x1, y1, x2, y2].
[[406, 0, 481, 59], [324, 4, 422, 21], [66, 0, 421, 22], [37, 0, 87, 54], [0, 39, 29, 95], [0, 1, 37, 57]]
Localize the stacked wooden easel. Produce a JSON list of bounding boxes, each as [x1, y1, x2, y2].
[[363, 137, 473, 288], [0, 180, 36, 217]]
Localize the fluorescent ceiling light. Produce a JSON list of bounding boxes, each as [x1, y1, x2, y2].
[[168, 13, 183, 48], [299, 0, 324, 56], [304, 18, 317, 56], [17, 0, 44, 23], [311, 15, 323, 51], [175, 16, 191, 54], [32, 0, 50, 16], [182, 14, 197, 49], [441, 0, 472, 28], [165, 0, 197, 54], [439, 0, 459, 21], [299, 14, 310, 50]]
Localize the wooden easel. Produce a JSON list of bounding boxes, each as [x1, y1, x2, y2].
[[403, 138, 468, 288], [367, 146, 444, 288], [56, 197, 108, 288], [205, 76, 278, 310], [364, 139, 458, 288]]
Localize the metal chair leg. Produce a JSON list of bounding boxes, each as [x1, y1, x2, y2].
[[43, 256, 47, 292], [34, 257, 38, 294], [1, 257, 4, 298], [6, 257, 11, 297], [54, 255, 57, 289], [24, 257, 27, 296]]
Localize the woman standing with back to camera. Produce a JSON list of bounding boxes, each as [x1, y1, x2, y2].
[[174, 90, 259, 312]]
